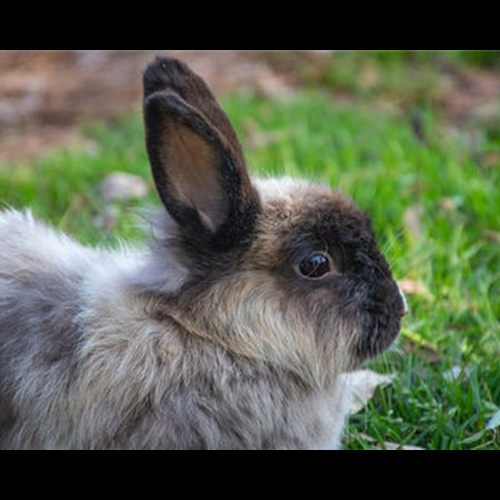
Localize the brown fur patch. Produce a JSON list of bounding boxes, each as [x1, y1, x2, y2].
[[246, 182, 360, 270]]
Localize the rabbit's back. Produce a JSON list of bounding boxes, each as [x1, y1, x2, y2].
[[0, 211, 93, 446], [0, 212, 96, 359], [0, 210, 197, 449], [0, 211, 350, 450]]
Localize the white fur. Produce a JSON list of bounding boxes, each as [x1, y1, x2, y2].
[[0, 210, 94, 271], [253, 176, 314, 202]]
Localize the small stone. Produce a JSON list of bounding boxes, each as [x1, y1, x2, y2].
[[99, 172, 148, 202]]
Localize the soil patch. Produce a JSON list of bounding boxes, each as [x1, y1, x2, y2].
[[0, 50, 499, 163]]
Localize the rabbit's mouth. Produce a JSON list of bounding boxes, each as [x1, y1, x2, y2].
[[352, 280, 407, 362]]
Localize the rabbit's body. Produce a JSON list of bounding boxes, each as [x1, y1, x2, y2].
[[0, 207, 349, 450], [0, 56, 406, 450]]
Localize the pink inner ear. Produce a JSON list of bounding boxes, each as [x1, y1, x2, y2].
[[165, 124, 229, 232]]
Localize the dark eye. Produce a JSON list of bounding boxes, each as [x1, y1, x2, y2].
[[297, 252, 333, 279]]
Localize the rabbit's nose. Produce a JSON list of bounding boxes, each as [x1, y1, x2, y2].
[[397, 284, 409, 316]]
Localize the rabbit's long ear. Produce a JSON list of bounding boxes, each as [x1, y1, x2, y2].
[[143, 56, 261, 249]]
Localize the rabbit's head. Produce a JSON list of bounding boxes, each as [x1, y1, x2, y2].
[[143, 57, 406, 386]]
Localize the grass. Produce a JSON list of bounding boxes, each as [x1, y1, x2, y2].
[[0, 52, 499, 449]]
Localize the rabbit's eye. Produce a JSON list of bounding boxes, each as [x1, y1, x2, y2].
[[297, 252, 333, 279]]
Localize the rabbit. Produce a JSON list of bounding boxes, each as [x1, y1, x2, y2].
[[0, 56, 406, 450]]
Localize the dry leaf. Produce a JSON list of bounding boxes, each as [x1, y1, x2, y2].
[[339, 370, 396, 415], [374, 442, 425, 451], [483, 231, 500, 245], [439, 197, 459, 214], [358, 433, 425, 451], [487, 410, 500, 431], [481, 151, 500, 169], [398, 278, 430, 298]]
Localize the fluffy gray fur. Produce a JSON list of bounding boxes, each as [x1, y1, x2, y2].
[[0, 209, 351, 449]]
